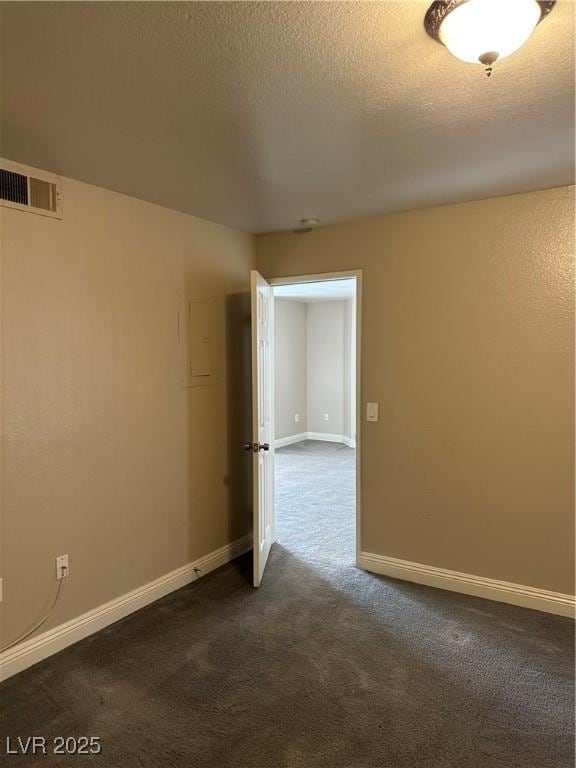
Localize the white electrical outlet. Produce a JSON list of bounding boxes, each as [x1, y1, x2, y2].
[[56, 554, 69, 580], [294, 413, 300, 423], [324, 413, 329, 421]]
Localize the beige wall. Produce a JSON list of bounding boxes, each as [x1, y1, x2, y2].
[[274, 299, 307, 439], [274, 297, 356, 442], [2, 179, 573, 650], [342, 298, 356, 441], [1, 176, 254, 645], [307, 301, 345, 436], [257, 186, 575, 595]]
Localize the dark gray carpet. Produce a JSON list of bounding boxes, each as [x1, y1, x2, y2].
[[1, 440, 574, 767]]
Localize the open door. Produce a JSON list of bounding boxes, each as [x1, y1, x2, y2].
[[249, 270, 275, 586]]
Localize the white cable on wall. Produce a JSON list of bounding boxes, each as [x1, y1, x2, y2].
[[0, 568, 67, 653]]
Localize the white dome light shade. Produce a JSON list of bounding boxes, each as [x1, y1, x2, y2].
[[439, 0, 542, 64]]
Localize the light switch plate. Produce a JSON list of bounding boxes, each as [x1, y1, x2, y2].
[[367, 402, 379, 422]]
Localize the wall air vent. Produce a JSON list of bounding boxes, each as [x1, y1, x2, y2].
[[0, 169, 28, 205], [0, 159, 62, 219]]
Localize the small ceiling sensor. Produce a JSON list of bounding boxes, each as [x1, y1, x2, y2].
[[425, 0, 556, 77], [293, 218, 320, 234]]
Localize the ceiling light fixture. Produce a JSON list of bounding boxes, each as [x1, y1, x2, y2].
[[425, 0, 556, 77]]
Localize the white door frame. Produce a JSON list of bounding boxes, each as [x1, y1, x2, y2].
[[268, 270, 363, 565]]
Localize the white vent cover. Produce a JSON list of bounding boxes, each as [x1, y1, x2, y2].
[[0, 158, 62, 219]]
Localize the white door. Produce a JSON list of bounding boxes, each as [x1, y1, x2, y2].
[[250, 270, 275, 586]]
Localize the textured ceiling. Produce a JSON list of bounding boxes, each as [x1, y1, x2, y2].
[[0, 1, 573, 233]]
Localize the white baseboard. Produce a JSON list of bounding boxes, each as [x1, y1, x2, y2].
[[358, 551, 575, 618], [275, 432, 307, 448], [0, 534, 253, 682], [306, 432, 356, 447], [275, 432, 356, 449], [306, 431, 346, 443]]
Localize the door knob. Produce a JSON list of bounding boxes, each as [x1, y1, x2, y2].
[[258, 443, 270, 452]]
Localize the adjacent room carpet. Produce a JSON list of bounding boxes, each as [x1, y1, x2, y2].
[[1, 440, 574, 767]]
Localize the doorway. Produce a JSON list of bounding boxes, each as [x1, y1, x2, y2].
[[249, 270, 361, 585]]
